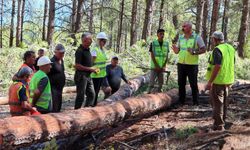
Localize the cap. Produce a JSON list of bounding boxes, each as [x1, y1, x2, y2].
[[38, 48, 46, 52], [37, 56, 52, 66], [96, 32, 108, 40], [55, 44, 65, 52], [112, 56, 118, 60], [211, 31, 224, 41], [17, 66, 33, 78], [157, 29, 165, 33]]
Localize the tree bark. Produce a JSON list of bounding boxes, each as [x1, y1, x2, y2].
[[158, 0, 165, 29], [47, 0, 55, 45], [130, 0, 138, 46], [108, 21, 113, 49], [20, 0, 25, 42], [221, 0, 230, 41], [16, 0, 23, 47], [195, 0, 204, 34], [42, 0, 48, 41], [0, 84, 206, 149], [0, 0, 3, 48], [172, 14, 178, 29], [71, 0, 77, 33], [74, 0, 84, 33], [116, 0, 125, 53], [142, 0, 154, 40], [89, 0, 94, 33], [237, 0, 249, 58], [99, 0, 104, 32], [208, 0, 221, 50], [9, 0, 16, 47], [202, 0, 209, 47]]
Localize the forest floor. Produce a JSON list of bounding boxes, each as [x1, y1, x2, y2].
[[0, 83, 249, 150]]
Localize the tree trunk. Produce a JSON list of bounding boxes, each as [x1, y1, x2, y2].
[[158, 0, 165, 29], [47, 0, 55, 45], [208, 0, 221, 50], [42, 0, 48, 41], [99, 0, 104, 32], [130, 0, 138, 46], [221, 0, 230, 41], [16, 0, 23, 47], [237, 0, 249, 58], [142, 0, 154, 40], [172, 14, 178, 29], [202, 0, 209, 47], [116, 0, 125, 53], [0, 0, 3, 48], [108, 21, 113, 49], [9, 0, 16, 47], [20, 0, 25, 42], [0, 84, 207, 149], [74, 0, 84, 33], [195, 0, 204, 34], [71, 0, 77, 33], [89, 0, 94, 33]]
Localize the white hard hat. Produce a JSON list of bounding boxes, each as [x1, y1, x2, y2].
[[37, 56, 52, 66], [96, 32, 108, 40]]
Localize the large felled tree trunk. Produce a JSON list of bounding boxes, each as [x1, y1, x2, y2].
[[142, 0, 154, 40], [195, 0, 204, 34], [42, 0, 48, 41], [0, 83, 206, 149], [237, 0, 249, 58], [116, 0, 125, 53], [9, 0, 16, 47], [130, 0, 138, 46], [47, 0, 55, 45], [208, 0, 221, 50], [16, 0, 23, 47]]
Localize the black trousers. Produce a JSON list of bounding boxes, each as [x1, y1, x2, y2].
[[74, 73, 95, 109], [177, 63, 198, 104], [51, 85, 64, 112], [92, 78, 104, 106]]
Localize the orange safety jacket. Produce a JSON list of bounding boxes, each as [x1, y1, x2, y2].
[[8, 82, 30, 116]]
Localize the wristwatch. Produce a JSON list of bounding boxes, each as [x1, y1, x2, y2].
[[192, 51, 197, 55]]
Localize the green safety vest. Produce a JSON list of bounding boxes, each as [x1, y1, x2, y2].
[[206, 43, 235, 85], [29, 70, 52, 110], [90, 47, 108, 78], [150, 40, 169, 69], [178, 33, 198, 65]]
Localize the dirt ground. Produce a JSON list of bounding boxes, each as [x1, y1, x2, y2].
[[0, 86, 249, 150]]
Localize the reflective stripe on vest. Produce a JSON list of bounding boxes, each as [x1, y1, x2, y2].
[[91, 47, 108, 78], [29, 70, 52, 110], [206, 43, 235, 84], [150, 40, 169, 68], [178, 33, 198, 65], [8, 82, 29, 116]]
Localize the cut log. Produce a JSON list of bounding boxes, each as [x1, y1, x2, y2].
[[0, 83, 206, 149]]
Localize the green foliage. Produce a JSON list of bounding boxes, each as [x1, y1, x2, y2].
[[175, 126, 198, 139], [243, 34, 250, 58], [42, 138, 58, 150], [235, 55, 250, 80]]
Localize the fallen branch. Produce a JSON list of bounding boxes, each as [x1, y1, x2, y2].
[[114, 140, 137, 150]]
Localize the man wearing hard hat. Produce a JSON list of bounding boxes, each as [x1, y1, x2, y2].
[[29, 56, 53, 114], [91, 32, 108, 106]]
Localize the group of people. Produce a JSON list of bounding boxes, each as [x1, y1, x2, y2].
[[150, 21, 235, 131], [9, 32, 130, 116], [9, 21, 235, 131]]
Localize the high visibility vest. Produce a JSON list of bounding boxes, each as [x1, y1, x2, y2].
[[150, 40, 169, 68], [8, 82, 30, 116], [19, 63, 36, 84], [206, 43, 235, 84], [29, 70, 52, 110], [178, 33, 199, 65], [90, 47, 108, 78]]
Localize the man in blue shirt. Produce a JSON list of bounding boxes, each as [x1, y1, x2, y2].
[[103, 56, 131, 98]]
